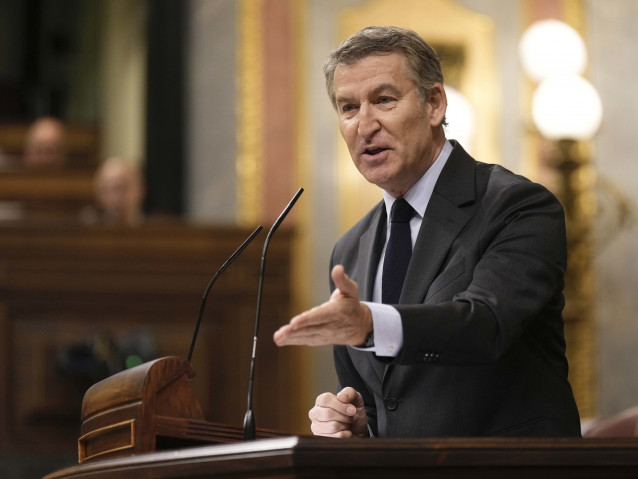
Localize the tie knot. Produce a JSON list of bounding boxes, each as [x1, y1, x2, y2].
[[390, 198, 414, 223]]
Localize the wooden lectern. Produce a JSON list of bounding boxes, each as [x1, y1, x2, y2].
[[48, 356, 638, 479], [49, 351, 638, 479], [47, 435, 638, 479], [77, 356, 280, 463]]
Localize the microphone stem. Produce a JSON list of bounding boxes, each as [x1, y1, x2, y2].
[[187, 225, 263, 363], [244, 336, 257, 440], [243, 188, 303, 441], [244, 251, 267, 441]]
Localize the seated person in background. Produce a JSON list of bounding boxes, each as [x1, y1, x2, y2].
[[22, 116, 68, 169], [89, 157, 145, 226]]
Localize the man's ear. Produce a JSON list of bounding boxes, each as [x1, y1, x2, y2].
[[427, 83, 447, 127]]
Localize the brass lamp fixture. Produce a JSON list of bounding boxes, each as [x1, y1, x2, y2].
[[519, 19, 603, 418]]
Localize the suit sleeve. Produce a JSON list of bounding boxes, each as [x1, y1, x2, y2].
[[395, 178, 568, 366]]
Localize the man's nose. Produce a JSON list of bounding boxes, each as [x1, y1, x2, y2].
[[357, 103, 380, 139]]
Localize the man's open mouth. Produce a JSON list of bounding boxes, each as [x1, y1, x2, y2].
[[364, 147, 388, 156]]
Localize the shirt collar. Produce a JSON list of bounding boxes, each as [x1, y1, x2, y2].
[[382, 139, 453, 219]]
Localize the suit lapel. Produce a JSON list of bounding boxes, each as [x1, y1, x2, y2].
[[401, 143, 476, 305], [352, 143, 477, 383], [379, 143, 476, 385], [355, 202, 386, 301], [350, 202, 387, 383]]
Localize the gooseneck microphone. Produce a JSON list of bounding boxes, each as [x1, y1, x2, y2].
[[187, 225, 263, 363], [243, 188, 304, 440]]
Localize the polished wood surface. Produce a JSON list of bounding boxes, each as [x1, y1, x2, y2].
[[78, 356, 286, 463], [44, 435, 638, 479], [79, 356, 206, 462], [0, 223, 301, 455]]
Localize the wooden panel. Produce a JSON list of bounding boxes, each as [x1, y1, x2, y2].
[[0, 223, 298, 454], [0, 169, 96, 221]]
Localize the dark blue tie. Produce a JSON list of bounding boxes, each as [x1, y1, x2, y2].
[[382, 198, 415, 304]]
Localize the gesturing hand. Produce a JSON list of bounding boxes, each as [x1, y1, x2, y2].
[[273, 265, 372, 347], [309, 387, 368, 438]]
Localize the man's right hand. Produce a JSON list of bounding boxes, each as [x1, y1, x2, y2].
[[308, 387, 368, 438]]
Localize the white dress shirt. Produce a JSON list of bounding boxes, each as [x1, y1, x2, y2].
[[354, 140, 453, 356]]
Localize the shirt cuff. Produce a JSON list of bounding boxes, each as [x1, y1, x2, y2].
[[351, 302, 403, 357]]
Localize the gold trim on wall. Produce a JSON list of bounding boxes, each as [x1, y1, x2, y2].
[[561, 0, 597, 420], [562, 0, 586, 36], [236, 0, 263, 225], [290, 0, 313, 434], [292, 0, 311, 316]]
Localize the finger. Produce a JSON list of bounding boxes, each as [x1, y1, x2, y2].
[[288, 306, 333, 329], [274, 325, 312, 346], [273, 324, 294, 346], [336, 387, 364, 409], [273, 324, 336, 347], [310, 421, 353, 438], [274, 309, 336, 341], [315, 391, 357, 416], [309, 407, 353, 426], [331, 265, 359, 299], [275, 309, 370, 347], [276, 333, 328, 346], [316, 397, 357, 418], [285, 303, 345, 334]]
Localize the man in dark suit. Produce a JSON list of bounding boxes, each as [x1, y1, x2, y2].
[[274, 26, 580, 438]]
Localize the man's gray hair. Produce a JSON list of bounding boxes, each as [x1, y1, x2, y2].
[[324, 26, 444, 109]]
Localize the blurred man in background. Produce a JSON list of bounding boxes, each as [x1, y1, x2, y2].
[[92, 157, 145, 226], [22, 116, 68, 169]]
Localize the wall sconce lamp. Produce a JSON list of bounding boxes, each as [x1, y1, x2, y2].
[[520, 18, 602, 143], [519, 19, 602, 218], [519, 19, 602, 418], [443, 86, 476, 151]]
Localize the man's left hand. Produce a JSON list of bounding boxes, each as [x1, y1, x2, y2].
[[273, 265, 372, 347]]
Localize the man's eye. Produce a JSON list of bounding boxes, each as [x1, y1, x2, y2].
[[378, 97, 394, 104], [342, 104, 356, 113]]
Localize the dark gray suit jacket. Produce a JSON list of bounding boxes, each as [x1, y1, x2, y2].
[[331, 141, 581, 438]]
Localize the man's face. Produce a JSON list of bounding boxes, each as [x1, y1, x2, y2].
[[333, 52, 445, 197], [96, 163, 143, 221], [25, 121, 66, 169]]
